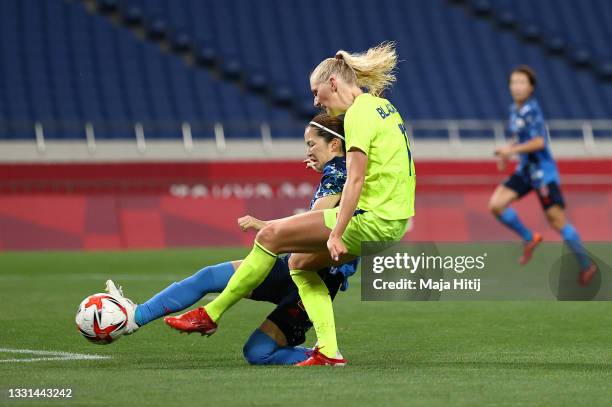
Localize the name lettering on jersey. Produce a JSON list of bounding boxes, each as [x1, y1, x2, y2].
[[376, 103, 397, 119]]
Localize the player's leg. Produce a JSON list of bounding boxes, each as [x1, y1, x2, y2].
[[105, 260, 239, 333], [164, 256, 294, 333], [490, 176, 543, 264], [133, 261, 239, 327], [540, 184, 597, 284], [288, 252, 355, 359], [489, 182, 534, 242], [243, 270, 344, 365], [243, 321, 310, 365], [290, 208, 397, 362], [204, 210, 332, 323], [545, 205, 589, 267]]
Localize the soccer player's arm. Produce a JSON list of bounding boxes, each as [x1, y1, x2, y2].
[[237, 215, 269, 231], [510, 137, 545, 154], [239, 194, 340, 231], [511, 111, 546, 153], [310, 163, 345, 210], [328, 108, 372, 260], [311, 194, 341, 210], [239, 164, 343, 231], [496, 112, 545, 158]]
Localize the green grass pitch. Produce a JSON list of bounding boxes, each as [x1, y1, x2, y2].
[[1, 248, 611, 406]]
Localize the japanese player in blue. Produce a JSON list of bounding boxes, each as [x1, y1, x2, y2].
[[101, 113, 358, 365], [489, 65, 597, 286]]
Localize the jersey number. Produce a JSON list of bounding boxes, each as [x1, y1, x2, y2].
[[398, 122, 413, 176]]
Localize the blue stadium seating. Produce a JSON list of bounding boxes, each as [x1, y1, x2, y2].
[[0, 0, 610, 141]]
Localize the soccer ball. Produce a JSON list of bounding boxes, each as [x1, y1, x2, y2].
[[75, 293, 128, 344]]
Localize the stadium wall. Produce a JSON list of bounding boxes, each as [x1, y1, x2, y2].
[[1, 160, 611, 250]]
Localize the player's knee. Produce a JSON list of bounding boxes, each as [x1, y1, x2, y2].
[[488, 199, 504, 216], [545, 208, 565, 231], [288, 254, 306, 270], [242, 330, 275, 365], [242, 343, 267, 365], [256, 224, 280, 252], [547, 215, 564, 231]]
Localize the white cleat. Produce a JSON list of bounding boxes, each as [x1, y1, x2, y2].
[[105, 279, 140, 335]]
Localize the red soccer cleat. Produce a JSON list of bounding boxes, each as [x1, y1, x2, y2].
[[163, 306, 217, 336], [295, 347, 347, 367], [579, 263, 598, 287], [519, 233, 543, 265]]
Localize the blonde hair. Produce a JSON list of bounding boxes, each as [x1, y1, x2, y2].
[[310, 42, 397, 97]]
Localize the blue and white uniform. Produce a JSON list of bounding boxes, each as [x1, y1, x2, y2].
[[504, 97, 565, 209], [495, 94, 590, 272], [310, 156, 347, 208]]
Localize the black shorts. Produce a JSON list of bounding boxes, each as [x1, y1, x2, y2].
[[250, 254, 344, 347], [503, 173, 565, 210]]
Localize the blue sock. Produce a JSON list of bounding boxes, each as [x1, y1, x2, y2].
[[243, 329, 309, 365], [135, 262, 235, 326], [560, 224, 591, 270], [497, 208, 533, 242]]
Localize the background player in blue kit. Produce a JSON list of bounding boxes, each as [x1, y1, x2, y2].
[[488, 65, 597, 286]]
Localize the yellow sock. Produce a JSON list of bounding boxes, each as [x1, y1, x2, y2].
[[205, 241, 276, 322], [290, 269, 338, 358]]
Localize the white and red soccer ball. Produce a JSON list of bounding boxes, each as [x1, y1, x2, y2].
[[75, 293, 128, 344]]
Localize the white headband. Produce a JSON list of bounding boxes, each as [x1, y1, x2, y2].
[[309, 121, 345, 141]]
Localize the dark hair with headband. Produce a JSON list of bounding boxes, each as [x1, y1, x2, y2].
[[308, 113, 346, 153]]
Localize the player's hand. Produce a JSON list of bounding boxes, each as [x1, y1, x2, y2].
[[303, 158, 321, 173], [237, 215, 267, 231], [494, 145, 513, 160], [327, 234, 347, 262]]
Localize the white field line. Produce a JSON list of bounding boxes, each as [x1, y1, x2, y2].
[[0, 348, 111, 363]]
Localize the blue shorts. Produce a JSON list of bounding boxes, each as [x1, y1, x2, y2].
[[504, 173, 565, 210], [250, 255, 344, 346]]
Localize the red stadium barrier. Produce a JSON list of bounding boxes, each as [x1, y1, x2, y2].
[[3, 159, 612, 193], [1, 160, 611, 250]]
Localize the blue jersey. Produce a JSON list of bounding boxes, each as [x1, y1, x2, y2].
[[508, 98, 560, 186], [308, 155, 359, 291], [309, 156, 347, 209]]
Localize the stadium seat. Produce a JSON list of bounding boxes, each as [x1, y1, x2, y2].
[[570, 46, 592, 68], [597, 60, 612, 81], [97, 0, 119, 13], [121, 3, 144, 26], [494, 8, 517, 29], [194, 43, 217, 67], [245, 72, 268, 94], [544, 33, 566, 55], [519, 21, 542, 42], [169, 28, 192, 52], [145, 15, 167, 41]]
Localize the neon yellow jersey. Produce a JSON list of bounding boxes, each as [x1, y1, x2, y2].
[[344, 93, 415, 220]]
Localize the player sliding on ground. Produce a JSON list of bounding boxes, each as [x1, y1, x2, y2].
[[163, 42, 415, 366], [106, 114, 358, 365], [489, 65, 597, 286]]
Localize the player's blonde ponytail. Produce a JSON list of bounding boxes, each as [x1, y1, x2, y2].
[[311, 42, 397, 97]]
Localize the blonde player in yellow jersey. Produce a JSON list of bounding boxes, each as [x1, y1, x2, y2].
[[164, 42, 415, 366]]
